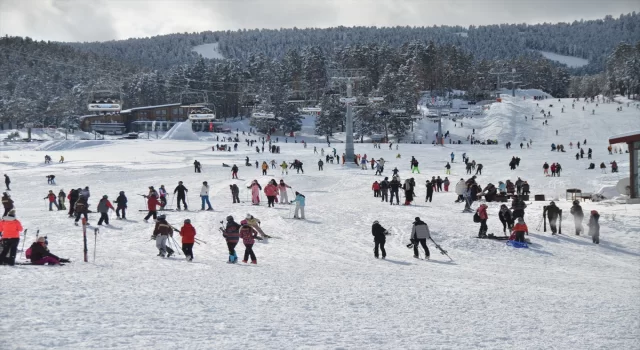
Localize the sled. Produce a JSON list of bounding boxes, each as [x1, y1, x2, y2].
[[506, 240, 529, 248]]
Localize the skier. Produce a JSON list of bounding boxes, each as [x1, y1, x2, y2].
[[318, 159, 324, 171], [443, 177, 450, 192], [543, 162, 550, 175], [280, 161, 289, 175], [411, 217, 430, 259], [410, 157, 420, 174], [231, 164, 239, 179], [511, 217, 529, 243], [152, 214, 175, 258], [450, 152, 455, 163], [57, 189, 66, 210], [499, 204, 513, 233], [466, 162, 473, 174], [278, 180, 291, 204], [371, 220, 389, 259], [555, 163, 563, 177], [264, 181, 279, 207], [2, 193, 14, 217], [372, 181, 381, 197], [81, 186, 90, 200], [389, 177, 401, 205], [261, 161, 268, 176], [436, 176, 443, 192], [3, 174, 9, 191], [239, 219, 259, 264], [115, 191, 127, 219], [455, 178, 466, 202], [600, 162, 607, 173], [544, 201, 562, 235], [475, 163, 483, 175], [476, 204, 489, 238], [29, 236, 65, 265], [588, 210, 600, 244], [143, 191, 161, 222], [403, 179, 415, 205], [199, 181, 213, 211], [230, 184, 241, 204], [44, 190, 59, 211], [158, 185, 168, 209], [570, 200, 584, 235], [46, 175, 56, 185], [0, 209, 22, 265], [245, 214, 268, 239], [379, 177, 389, 202], [291, 192, 306, 219], [179, 219, 196, 261], [392, 167, 400, 177], [68, 188, 79, 217], [425, 180, 434, 202], [95, 195, 114, 226], [173, 181, 188, 210], [223, 215, 240, 263], [445, 162, 451, 175], [193, 160, 201, 173], [248, 180, 262, 205]]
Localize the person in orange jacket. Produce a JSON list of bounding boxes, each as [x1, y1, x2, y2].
[[372, 181, 381, 197], [510, 217, 529, 243], [0, 209, 23, 265], [179, 219, 196, 261]]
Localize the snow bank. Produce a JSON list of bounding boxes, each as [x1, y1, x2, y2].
[[161, 121, 200, 141]]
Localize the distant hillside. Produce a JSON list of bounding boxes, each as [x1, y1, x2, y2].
[[66, 13, 640, 73]]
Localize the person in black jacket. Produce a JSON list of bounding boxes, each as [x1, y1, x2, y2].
[[389, 177, 401, 205], [68, 188, 80, 217], [371, 220, 389, 259], [425, 180, 434, 202], [379, 177, 389, 202], [230, 184, 240, 203], [498, 204, 513, 233], [29, 236, 68, 265], [544, 201, 562, 234], [173, 181, 188, 210], [115, 191, 128, 219], [570, 200, 584, 235], [511, 197, 527, 220], [3, 174, 9, 191]]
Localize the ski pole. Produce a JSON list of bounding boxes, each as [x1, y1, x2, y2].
[[93, 228, 98, 262], [194, 237, 208, 244], [170, 236, 182, 255], [168, 193, 175, 210], [19, 229, 28, 259]]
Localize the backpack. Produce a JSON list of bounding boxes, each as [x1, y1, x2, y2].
[[473, 212, 481, 223]]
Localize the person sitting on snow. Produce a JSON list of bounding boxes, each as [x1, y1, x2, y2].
[[28, 236, 69, 265], [510, 217, 529, 243]]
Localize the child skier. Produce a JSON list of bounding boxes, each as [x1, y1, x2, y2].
[[152, 214, 175, 258], [223, 215, 241, 263], [510, 217, 529, 243], [239, 219, 259, 264], [179, 219, 196, 261]]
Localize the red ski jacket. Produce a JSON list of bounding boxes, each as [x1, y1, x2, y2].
[[180, 224, 196, 244]]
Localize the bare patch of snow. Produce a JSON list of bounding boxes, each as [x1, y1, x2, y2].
[[192, 43, 225, 60], [537, 50, 589, 68]]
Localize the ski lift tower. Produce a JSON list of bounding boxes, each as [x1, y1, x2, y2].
[[425, 96, 452, 146], [329, 68, 367, 163]]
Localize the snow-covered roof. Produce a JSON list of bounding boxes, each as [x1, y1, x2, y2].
[[609, 131, 640, 144]]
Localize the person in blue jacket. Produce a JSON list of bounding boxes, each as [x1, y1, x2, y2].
[[291, 191, 306, 219]]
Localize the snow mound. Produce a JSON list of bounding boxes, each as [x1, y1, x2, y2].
[[597, 185, 620, 199], [161, 121, 200, 141], [35, 140, 112, 151]]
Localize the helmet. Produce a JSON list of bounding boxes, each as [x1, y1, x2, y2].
[[184, 219, 191, 224], [157, 214, 166, 220], [226, 215, 234, 221], [103, 195, 108, 198]]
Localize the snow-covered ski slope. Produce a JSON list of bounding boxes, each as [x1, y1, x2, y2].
[[1, 95, 639, 349]]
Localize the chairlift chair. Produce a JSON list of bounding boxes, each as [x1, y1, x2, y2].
[[87, 89, 123, 112]]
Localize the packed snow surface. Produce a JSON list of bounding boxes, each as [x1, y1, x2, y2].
[[161, 120, 200, 141], [192, 43, 225, 60], [537, 50, 589, 68], [0, 95, 639, 349]]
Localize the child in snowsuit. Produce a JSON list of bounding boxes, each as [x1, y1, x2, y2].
[[239, 220, 258, 264], [152, 215, 175, 257], [510, 217, 529, 243], [223, 216, 241, 263], [180, 219, 196, 261]]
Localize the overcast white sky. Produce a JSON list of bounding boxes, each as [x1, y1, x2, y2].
[[0, 0, 638, 42]]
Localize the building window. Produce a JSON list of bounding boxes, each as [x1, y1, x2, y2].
[[155, 110, 162, 116], [179, 108, 184, 115], [172, 108, 179, 115]]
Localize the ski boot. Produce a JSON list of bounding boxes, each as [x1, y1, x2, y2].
[[251, 260, 257, 264], [167, 250, 174, 258]]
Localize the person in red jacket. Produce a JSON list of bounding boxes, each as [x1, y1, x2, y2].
[[476, 204, 489, 238], [263, 181, 279, 208], [372, 181, 381, 197], [143, 193, 160, 222], [44, 190, 60, 211], [179, 219, 196, 261], [0, 209, 23, 265], [239, 219, 258, 264], [510, 217, 529, 242]]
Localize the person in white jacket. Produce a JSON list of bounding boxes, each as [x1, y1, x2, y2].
[[200, 181, 213, 211], [455, 178, 466, 202], [411, 217, 431, 259]]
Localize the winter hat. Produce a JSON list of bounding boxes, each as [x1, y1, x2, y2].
[[7, 209, 16, 217], [149, 186, 154, 189], [240, 220, 248, 225], [517, 217, 525, 224], [573, 200, 580, 205], [49, 190, 53, 193], [157, 214, 166, 220], [120, 191, 124, 194], [246, 213, 252, 219], [184, 219, 191, 224], [103, 195, 108, 198], [373, 220, 379, 224], [203, 181, 208, 185], [226, 215, 234, 221], [415, 217, 421, 222], [37, 236, 46, 243], [591, 210, 599, 215]]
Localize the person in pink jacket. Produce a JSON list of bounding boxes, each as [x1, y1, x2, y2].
[[264, 180, 279, 207], [247, 180, 262, 205], [278, 180, 292, 204]]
